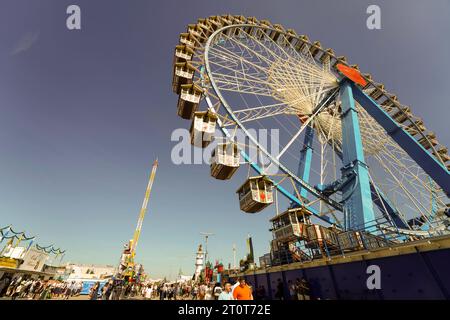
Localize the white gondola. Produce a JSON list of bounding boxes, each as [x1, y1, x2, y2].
[[174, 44, 194, 63], [309, 41, 322, 58], [256, 20, 272, 39], [385, 94, 399, 107], [233, 15, 247, 24], [187, 24, 201, 38], [368, 82, 385, 100], [294, 35, 310, 53], [197, 19, 212, 38], [433, 147, 450, 163], [179, 33, 196, 47], [172, 62, 195, 94], [332, 55, 347, 69], [418, 132, 438, 150], [219, 15, 233, 35], [208, 17, 222, 32], [269, 24, 285, 42], [190, 111, 217, 148], [280, 29, 296, 47], [270, 207, 312, 243], [244, 17, 259, 35], [210, 142, 240, 180], [236, 176, 274, 213], [177, 84, 203, 120], [391, 106, 411, 124], [405, 119, 425, 136], [319, 48, 335, 64]]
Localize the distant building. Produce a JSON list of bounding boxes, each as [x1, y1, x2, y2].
[[65, 263, 115, 282], [0, 246, 58, 280], [194, 244, 204, 281]]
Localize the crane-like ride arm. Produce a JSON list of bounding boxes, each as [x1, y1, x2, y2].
[[130, 159, 159, 257]]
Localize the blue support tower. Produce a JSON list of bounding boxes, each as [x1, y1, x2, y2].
[[339, 80, 376, 231], [297, 125, 314, 200]]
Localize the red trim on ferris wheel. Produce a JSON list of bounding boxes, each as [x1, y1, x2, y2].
[[336, 64, 368, 87], [298, 114, 309, 123]]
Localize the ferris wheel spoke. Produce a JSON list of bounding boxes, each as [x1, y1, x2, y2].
[[222, 103, 289, 127], [372, 153, 436, 222], [228, 30, 334, 86], [378, 144, 440, 197], [368, 172, 408, 226]]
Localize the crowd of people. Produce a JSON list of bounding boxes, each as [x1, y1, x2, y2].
[[118, 276, 310, 300], [0, 274, 311, 301], [84, 277, 257, 300], [0, 275, 82, 300], [134, 278, 252, 300]]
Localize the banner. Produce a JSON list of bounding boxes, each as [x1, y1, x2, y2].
[[80, 280, 107, 295], [2, 246, 25, 259], [19, 248, 49, 272]]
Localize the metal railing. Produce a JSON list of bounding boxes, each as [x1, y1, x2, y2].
[[269, 216, 450, 267]]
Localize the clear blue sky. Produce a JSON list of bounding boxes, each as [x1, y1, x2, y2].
[[0, 0, 449, 279]]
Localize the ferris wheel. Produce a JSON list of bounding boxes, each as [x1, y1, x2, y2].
[[171, 15, 450, 239]]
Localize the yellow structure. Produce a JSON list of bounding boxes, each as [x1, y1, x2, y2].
[[121, 159, 158, 279], [131, 159, 158, 256]]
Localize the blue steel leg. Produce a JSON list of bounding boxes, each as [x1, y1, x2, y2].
[[299, 125, 314, 199], [291, 125, 314, 207], [339, 80, 376, 231]]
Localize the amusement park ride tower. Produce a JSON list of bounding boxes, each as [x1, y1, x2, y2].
[[117, 159, 158, 281]]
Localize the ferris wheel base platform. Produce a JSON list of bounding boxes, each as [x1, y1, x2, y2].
[[228, 234, 450, 300]]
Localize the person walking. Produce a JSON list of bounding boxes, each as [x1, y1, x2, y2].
[[198, 283, 206, 300], [256, 285, 266, 300], [111, 282, 122, 300], [39, 282, 51, 300], [101, 282, 111, 300], [0, 276, 11, 297], [11, 281, 24, 300], [288, 280, 297, 300], [213, 283, 222, 300], [218, 283, 234, 300], [205, 283, 214, 300], [297, 277, 311, 300], [144, 285, 153, 299], [6, 277, 20, 297], [191, 285, 198, 300], [89, 282, 100, 300], [232, 278, 253, 300], [274, 278, 284, 300], [31, 280, 42, 300]]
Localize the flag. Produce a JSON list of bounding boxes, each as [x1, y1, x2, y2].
[[26, 239, 34, 252]]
